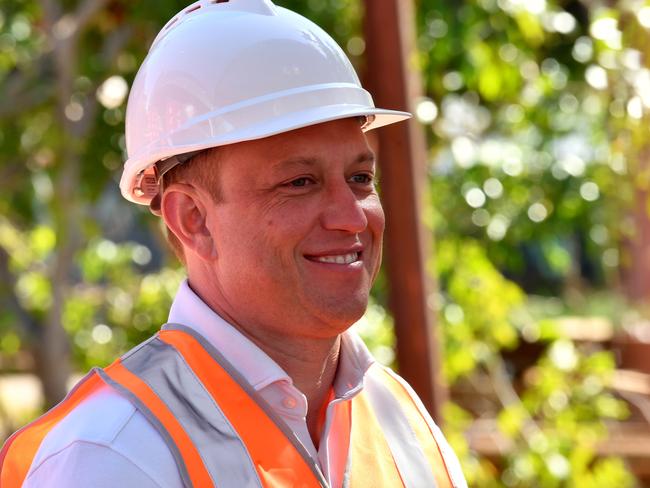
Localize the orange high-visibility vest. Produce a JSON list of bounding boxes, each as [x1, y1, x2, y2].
[[1, 325, 457, 488]]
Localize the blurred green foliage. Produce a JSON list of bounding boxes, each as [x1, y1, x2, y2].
[[436, 240, 525, 381], [1, 0, 648, 485], [420, 0, 636, 295], [435, 237, 632, 486], [415, 0, 646, 485]]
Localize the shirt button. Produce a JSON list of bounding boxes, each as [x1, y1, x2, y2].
[[282, 397, 297, 409]]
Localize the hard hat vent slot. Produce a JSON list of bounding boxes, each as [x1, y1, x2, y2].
[[212, 0, 230, 3], [164, 17, 179, 31], [185, 5, 202, 13]]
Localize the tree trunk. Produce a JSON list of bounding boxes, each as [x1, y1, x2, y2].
[[363, 0, 447, 421], [32, 339, 70, 408], [623, 148, 650, 303]]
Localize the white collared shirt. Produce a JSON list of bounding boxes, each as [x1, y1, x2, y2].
[[167, 280, 375, 486], [23, 280, 375, 488]]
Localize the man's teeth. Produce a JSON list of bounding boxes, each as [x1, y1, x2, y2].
[[314, 253, 359, 264]]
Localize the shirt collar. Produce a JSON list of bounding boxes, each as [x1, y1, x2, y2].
[[334, 329, 375, 398], [168, 280, 290, 390], [167, 279, 375, 397]]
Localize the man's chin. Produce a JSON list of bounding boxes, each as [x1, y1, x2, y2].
[[308, 293, 370, 334]]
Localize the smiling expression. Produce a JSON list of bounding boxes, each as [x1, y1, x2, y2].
[[201, 118, 385, 340]]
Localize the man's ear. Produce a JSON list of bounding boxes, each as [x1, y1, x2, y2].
[[149, 193, 163, 217], [160, 183, 217, 261]]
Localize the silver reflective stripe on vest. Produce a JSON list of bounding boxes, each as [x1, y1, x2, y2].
[[341, 446, 353, 488], [364, 366, 438, 488], [117, 337, 264, 488], [162, 323, 330, 488], [95, 367, 194, 488]]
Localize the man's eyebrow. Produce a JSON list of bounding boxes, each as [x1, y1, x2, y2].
[[271, 156, 320, 170], [271, 151, 376, 170], [355, 151, 376, 165]]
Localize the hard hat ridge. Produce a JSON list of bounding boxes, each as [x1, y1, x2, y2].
[[152, 0, 278, 50], [120, 0, 411, 205]]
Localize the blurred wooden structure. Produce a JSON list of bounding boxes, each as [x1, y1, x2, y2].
[[466, 419, 650, 485], [363, 0, 447, 420], [457, 316, 650, 485]]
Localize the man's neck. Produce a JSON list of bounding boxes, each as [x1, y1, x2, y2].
[[242, 330, 341, 446], [187, 276, 343, 445]]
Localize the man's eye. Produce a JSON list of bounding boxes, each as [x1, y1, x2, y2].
[[351, 174, 374, 184], [288, 177, 313, 187]]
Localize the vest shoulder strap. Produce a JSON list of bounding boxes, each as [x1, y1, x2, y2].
[[370, 365, 458, 488], [111, 325, 327, 488], [0, 370, 104, 488]]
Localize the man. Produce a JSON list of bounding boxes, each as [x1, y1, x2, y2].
[[1, 1, 467, 487]]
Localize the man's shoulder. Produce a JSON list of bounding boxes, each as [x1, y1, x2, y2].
[[36, 383, 137, 449], [25, 383, 182, 487]]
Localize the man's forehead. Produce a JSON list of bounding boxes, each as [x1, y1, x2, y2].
[[220, 118, 372, 167]]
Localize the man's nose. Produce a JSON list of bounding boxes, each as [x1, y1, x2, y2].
[[320, 181, 369, 233]]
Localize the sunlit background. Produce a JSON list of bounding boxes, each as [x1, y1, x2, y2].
[[1, 0, 650, 486]]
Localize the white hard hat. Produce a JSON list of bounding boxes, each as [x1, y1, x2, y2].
[[120, 0, 411, 205]]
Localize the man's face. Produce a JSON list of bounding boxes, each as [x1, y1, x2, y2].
[[203, 118, 384, 340]]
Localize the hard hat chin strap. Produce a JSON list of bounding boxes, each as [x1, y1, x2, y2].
[[149, 193, 163, 217], [156, 150, 203, 181], [142, 150, 204, 216]]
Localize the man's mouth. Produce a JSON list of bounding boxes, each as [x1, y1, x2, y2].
[[306, 252, 361, 265]]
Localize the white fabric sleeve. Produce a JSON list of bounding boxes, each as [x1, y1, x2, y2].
[[23, 441, 171, 488]]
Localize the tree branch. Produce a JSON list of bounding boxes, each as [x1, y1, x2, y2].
[[486, 356, 545, 448], [0, 85, 52, 118], [0, 48, 54, 117], [74, 0, 110, 32], [40, 0, 63, 32], [74, 23, 134, 138], [99, 24, 134, 68], [0, 246, 41, 341]]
